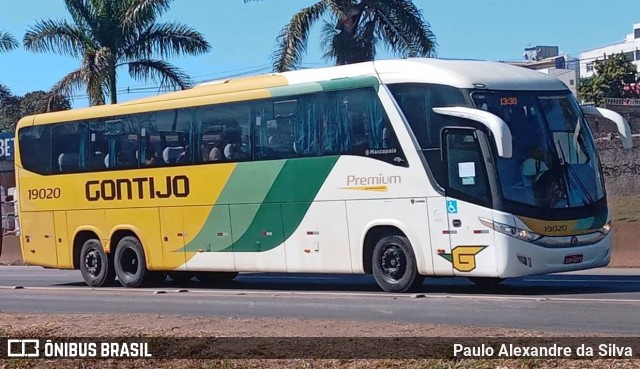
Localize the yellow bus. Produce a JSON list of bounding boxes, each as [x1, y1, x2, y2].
[[15, 58, 619, 292]]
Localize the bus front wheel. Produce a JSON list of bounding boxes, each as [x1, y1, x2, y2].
[[79, 239, 115, 287], [114, 236, 160, 288], [372, 235, 422, 293]]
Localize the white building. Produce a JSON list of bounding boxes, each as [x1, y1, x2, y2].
[[580, 23, 640, 78], [508, 46, 580, 96]]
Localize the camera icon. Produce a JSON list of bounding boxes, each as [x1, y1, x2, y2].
[[7, 339, 40, 357]]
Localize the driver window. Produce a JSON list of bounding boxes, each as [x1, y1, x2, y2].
[[443, 129, 491, 206]]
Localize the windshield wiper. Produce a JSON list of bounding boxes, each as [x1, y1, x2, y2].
[[555, 139, 595, 206]]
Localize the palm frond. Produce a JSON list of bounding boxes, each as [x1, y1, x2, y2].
[[63, 0, 99, 36], [23, 19, 90, 58], [122, 22, 211, 60], [369, 0, 436, 57], [0, 31, 18, 53], [49, 48, 111, 106], [273, 1, 329, 72], [49, 69, 87, 102], [127, 59, 191, 91], [320, 20, 339, 61], [121, 0, 173, 29]]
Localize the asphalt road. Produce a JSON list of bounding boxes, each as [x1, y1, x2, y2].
[[1, 266, 639, 334]]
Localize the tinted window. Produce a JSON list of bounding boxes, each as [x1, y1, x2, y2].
[[19, 86, 407, 175], [88, 120, 109, 171], [198, 102, 252, 162], [18, 125, 52, 175], [389, 83, 468, 185], [52, 122, 89, 174], [443, 128, 491, 206], [138, 109, 193, 167]]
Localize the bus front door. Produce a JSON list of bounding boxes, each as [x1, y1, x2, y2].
[[439, 128, 498, 277]]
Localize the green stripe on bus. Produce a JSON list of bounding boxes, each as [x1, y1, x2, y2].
[[269, 83, 323, 98], [182, 160, 285, 253], [267, 76, 380, 99], [217, 161, 286, 204], [220, 156, 338, 253], [318, 76, 379, 92]]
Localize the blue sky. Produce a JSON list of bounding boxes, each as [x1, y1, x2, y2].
[[1, 0, 639, 108]]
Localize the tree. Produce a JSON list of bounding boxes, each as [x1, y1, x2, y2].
[[23, 0, 212, 106], [578, 53, 638, 106], [0, 88, 71, 131], [246, 0, 436, 72], [0, 30, 18, 53]]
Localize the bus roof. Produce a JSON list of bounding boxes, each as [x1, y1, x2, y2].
[[17, 58, 568, 129]]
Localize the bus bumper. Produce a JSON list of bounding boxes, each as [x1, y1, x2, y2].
[[494, 232, 612, 278]]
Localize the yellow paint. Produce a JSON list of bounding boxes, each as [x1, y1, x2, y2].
[[66, 210, 108, 252], [18, 163, 237, 270], [53, 211, 73, 269], [20, 212, 58, 268], [518, 216, 593, 236], [18, 163, 236, 212], [159, 207, 186, 270], [339, 186, 388, 192], [16, 76, 288, 129], [451, 246, 486, 272]]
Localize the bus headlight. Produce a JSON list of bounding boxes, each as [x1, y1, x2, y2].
[[479, 218, 542, 242], [599, 222, 611, 235]]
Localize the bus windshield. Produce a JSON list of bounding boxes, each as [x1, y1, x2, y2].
[[472, 90, 605, 209]]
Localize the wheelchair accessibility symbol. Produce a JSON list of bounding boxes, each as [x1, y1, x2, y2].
[[446, 200, 458, 214]]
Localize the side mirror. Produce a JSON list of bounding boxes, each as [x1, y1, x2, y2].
[[433, 107, 513, 158], [580, 105, 633, 149]]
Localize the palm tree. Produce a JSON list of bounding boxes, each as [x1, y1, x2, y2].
[[246, 0, 436, 72], [0, 31, 18, 53], [24, 0, 212, 105]]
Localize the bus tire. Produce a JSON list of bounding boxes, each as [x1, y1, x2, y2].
[[79, 239, 115, 287], [195, 272, 238, 285], [114, 236, 156, 288], [468, 277, 505, 287], [372, 235, 421, 293]]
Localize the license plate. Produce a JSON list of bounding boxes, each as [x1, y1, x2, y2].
[[564, 254, 583, 264]]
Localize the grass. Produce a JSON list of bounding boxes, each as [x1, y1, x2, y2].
[[608, 195, 640, 223]]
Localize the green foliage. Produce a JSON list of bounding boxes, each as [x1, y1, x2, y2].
[[246, 0, 437, 72], [0, 30, 18, 53], [578, 53, 637, 106], [0, 87, 70, 131], [23, 0, 212, 105]]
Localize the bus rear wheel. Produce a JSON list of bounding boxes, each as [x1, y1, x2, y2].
[[372, 235, 422, 293], [79, 239, 115, 287], [114, 236, 160, 288]]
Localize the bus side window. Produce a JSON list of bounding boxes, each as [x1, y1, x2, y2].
[[18, 125, 52, 175], [52, 122, 89, 173], [442, 129, 491, 206], [89, 120, 108, 170]]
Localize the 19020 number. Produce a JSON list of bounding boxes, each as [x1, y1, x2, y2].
[[544, 224, 568, 233], [28, 188, 61, 200]]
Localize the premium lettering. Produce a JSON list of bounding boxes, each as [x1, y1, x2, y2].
[[347, 174, 402, 186], [86, 176, 190, 201]]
